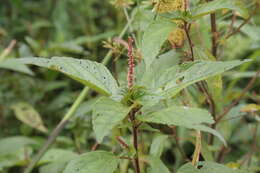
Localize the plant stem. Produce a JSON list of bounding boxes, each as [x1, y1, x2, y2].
[[192, 131, 201, 166], [210, 13, 218, 58], [206, 0, 218, 58], [132, 124, 140, 173], [23, 14, 135, 173], [216, 70, 260, 123], [129, 105, 141, 173], [225, 15, 252, 40], [184, 22, 194, 61]]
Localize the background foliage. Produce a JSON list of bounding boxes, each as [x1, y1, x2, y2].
[[0, 0, 259, 173]]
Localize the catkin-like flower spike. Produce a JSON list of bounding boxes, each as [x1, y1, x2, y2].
[[127, 37, 135, 89]]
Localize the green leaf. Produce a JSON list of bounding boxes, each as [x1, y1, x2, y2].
[[92, 97, 131, 143], [0, 136, 37, 156], [138, 106, 214, 127], [0, 147, 33, 170], [39, 149, 78, 165], [147, 156, 170, 173], [198, 161, 248, 173], [191, 0, 249, 19], [161, 60, 249, 98], [149, 135, 168, 157], [177, 163, 200, 173], [40, 162, 68, 173], [11, 102, 48, 133], [191, 125, 227, 146], [0, 59, 34, 75], [177, 162, 248, 173], [63, 151, 119, 173], [137, 106, 227, 144], [141, 20, 176, 69], [18, 57, 119, 96], [39, 149, 78, 173]]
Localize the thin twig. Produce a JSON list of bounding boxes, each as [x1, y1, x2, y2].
[[91, 142, 99, 151], [225, 16, 252, 40], [216, 70, 260, 123], [116, 136, 130, 149]]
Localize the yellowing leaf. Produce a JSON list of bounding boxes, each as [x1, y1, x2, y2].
[[240, 104, 260, 113], [11, 102, 48, 133]]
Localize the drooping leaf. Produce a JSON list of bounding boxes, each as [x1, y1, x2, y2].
[[149, 135, 168, 157], [191, 125, 227, 146], [191, 0, 249, 19], [92, 97, 131, 143], [18, 57, 119, 96], [137, 106, 226, 144], [0, 59, 34, 75], [11, 102, 48, 133], [161, 60, 249, 98], [63, 151, 119, 173], [141, 20, 176, 69]]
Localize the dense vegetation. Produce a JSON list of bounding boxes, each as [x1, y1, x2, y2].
[[0, 0, 259, 173]]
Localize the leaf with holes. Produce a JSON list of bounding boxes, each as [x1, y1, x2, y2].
[[18, 57, 119, 96], [11, 102, 48, 133], [160, 60, 249, 98], [92, 97, 132, 143], [63, 151, 119, 173]]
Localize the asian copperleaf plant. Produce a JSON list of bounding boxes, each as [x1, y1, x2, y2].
[[15, 0, 256, 172]]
